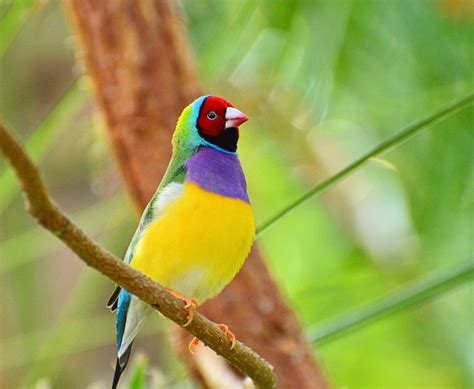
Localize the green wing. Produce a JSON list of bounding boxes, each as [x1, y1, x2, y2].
[[107, 152, 188, 310]]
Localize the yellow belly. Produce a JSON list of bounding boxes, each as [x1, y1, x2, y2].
[[130, 182, 255, 304]]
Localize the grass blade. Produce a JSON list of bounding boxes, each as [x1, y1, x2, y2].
[[308, 259, 474, 344], [256, 94, 474, 235], [0, 0, 35, 57], [0, 78, 84, 214]]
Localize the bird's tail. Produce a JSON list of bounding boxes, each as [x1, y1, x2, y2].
[[111, 342, 133, 389], [107, 286, 121, 311], [112, 290, 152, 388]]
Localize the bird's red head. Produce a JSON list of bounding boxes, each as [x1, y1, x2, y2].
[[196, 96, 248, 153]]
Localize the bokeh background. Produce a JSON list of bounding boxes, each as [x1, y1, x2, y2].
[[0, 0, 473, 387]]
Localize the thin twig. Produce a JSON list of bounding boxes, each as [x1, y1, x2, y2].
[[0, 122, 277, 389]]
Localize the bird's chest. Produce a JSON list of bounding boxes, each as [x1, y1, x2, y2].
[[131, 182, 255, 302]]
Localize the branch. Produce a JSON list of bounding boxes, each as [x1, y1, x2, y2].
[[0, 121, 277, 389]]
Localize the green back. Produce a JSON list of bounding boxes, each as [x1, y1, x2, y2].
[[123, 97, 205, 263]]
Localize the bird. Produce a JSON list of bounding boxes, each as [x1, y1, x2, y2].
[[106, 95, 255, 388]]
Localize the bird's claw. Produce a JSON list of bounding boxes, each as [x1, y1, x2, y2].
[[187, 324, 236, 355], [165, 288, 197, 327], [183, 298, 197, 327], [188, 337, 200, 354], [218, 323, 236, 350]]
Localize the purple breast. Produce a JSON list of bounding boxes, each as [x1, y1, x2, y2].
[[185, 147, 250, 203]]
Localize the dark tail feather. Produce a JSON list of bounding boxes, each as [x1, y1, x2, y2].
[[111, 358, 124, 389], [107, 286, 121, 311], [111, 342, 133, 389]]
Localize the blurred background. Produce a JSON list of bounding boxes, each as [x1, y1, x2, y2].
[[0, 0, 473, 387]]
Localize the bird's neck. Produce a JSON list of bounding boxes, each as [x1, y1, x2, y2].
[[185, 147, 250, 203]]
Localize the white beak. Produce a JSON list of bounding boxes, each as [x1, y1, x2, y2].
[[225, 107, 249, 129]]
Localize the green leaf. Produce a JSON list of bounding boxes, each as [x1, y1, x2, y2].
[[256, 94, 474, 236], [308, 259, 474, 344]]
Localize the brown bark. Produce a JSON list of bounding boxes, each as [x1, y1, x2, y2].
[[65, 1, 327, 387]]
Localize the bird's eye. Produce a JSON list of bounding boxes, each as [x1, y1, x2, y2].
[[207, 111, 217, 120]]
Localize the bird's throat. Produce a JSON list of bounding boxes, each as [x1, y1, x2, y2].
[[199, 127, 239, 153], [185, 147, 249, 202]]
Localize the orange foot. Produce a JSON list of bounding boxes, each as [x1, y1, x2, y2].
[[188, 323, 236, 355], [218, 324, 236, 350], [165, 288, 197, 327], [188, 336, 200, 355]]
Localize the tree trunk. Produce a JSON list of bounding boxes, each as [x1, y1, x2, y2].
[[65, 1, 327, 387]]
